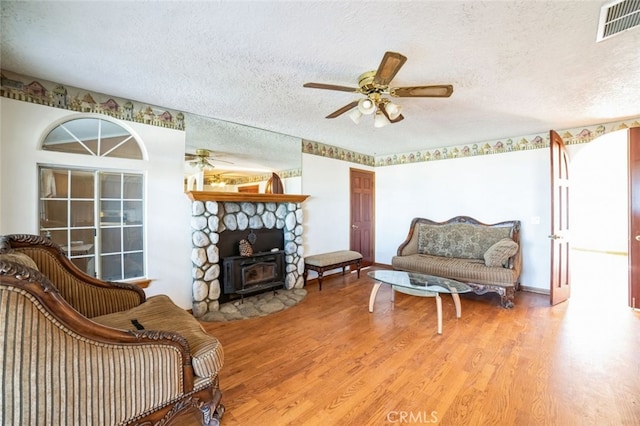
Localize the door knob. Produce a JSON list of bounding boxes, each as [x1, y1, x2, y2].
[[352, 225, 359, 229], [636, 235, 640, 241], [548, 234, 562, 240]]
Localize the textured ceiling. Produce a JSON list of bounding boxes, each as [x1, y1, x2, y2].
[[2, 1, 639, 167]]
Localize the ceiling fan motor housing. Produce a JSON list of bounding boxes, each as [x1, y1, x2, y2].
[[358, 71, 386, 94]]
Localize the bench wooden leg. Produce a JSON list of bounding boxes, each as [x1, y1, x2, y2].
[[304, 257, 362, 292]]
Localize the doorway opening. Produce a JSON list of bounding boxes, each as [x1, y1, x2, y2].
[[569, 130, 628, 306]]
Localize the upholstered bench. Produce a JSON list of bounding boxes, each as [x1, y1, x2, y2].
[[303, 250, 363, 290]]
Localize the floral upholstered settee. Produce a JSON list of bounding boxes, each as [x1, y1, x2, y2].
[[0, 234, 225, 425], [391, 216, 522, 308]]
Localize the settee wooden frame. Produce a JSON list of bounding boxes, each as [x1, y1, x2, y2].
[[0, 234, 224, 425]]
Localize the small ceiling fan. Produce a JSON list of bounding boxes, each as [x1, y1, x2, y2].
[[185, 148, 233, 171], [303, 51, 453, 126]]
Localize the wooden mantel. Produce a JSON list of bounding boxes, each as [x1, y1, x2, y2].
[[186, 191, 310, 203]]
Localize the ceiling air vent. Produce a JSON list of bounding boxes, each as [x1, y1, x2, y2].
[[597, 0, 640, 41]]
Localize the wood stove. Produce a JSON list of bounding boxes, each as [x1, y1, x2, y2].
[[222, 250, 285, 299]]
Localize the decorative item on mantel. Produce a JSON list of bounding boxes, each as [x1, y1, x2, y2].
[[265, 172, 284, 194]]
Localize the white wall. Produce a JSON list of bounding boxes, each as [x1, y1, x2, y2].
[[300, 148, 551, 291], [0, 98, 194, 309], [376, 149, 551, 291], [301, 153, 374, 258]]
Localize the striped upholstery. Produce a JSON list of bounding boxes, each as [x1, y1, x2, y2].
[[14, 247, 142, 318], [92, 295, 224, 379], [0, 286, 186, 426], [1, 234, 225, 424], [392, 254, 519, 287]]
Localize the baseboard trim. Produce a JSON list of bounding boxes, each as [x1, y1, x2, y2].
[[520, 285, 550, 295]]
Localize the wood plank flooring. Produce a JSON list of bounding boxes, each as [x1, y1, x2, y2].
[[184, 261, 639, 425]]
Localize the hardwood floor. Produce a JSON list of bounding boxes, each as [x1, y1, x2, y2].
[[186, 262, 639, 425]]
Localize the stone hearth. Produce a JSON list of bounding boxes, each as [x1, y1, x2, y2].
[[188, 192, 308, 318]]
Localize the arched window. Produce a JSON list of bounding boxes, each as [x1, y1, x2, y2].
[[42, 117, 143, 159], [39, 117, 145, 281]]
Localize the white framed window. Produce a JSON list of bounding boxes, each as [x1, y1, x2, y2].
[[39, 117, 145, 280], [39, 167, 145, 280], [42, 117, 143, 159]]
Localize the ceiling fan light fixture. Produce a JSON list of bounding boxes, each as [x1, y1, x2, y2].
[[357, 98, 375, 115], [385, 101, 402, 120], [374, 111, 390, 128], [192, 159, 214, 171], [349, 109, 363, 124]]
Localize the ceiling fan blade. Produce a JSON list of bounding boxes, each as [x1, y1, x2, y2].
[[373, 51, 407, 86], [208, 158, 234, 165], [303, 82, 359, 93], [325, 101, 359, 119], [390, 85, 454, 98], [378, 103, 405, 124]]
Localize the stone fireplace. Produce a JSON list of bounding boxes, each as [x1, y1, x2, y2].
[[187, 191, 308, 317]]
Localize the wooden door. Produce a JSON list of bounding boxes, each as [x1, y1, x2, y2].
[[629, 127, 640, 309], [350, 168, 375, 266], [550, 130, 571, 305]]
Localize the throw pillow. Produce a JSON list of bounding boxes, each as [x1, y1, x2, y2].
[[0, 251, 39, 270], [484, 238, 518, 267]]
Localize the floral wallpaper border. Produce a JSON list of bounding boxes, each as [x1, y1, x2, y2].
[[1, 69, 185, 130], [373, 118, 640, 167], [301, 118, 640, 168], [301, 139, 375, 166]]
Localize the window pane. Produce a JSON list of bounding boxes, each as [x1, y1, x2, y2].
[[101, 254, 122, 281], [70, 200, 94, 227], [40, 168, 64, 198], [108, 142, 143, 159], [42, 119, 97, 155], [70, 229, 95, 254], [124, 252, 143, 279], [71, 257, 95, 277], [101, 173, 121, 198], [124, 226, 143, 251], [64, 237, 96, 277], [64, 118, 100, 143], [100, 135, 130, 157], [42, 118, 142, 159], [45, 229, 68, 247], [101, 228, 121, 253], [123, 201, 142, 224], [41, 200, 67, 228], [101, 200, 121, 224], [123, 174, 143, 199], [70, 170, 94, 198]]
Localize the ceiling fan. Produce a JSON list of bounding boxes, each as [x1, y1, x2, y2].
[[185, 148, 233, 171], [303, 51, 453, 127]]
